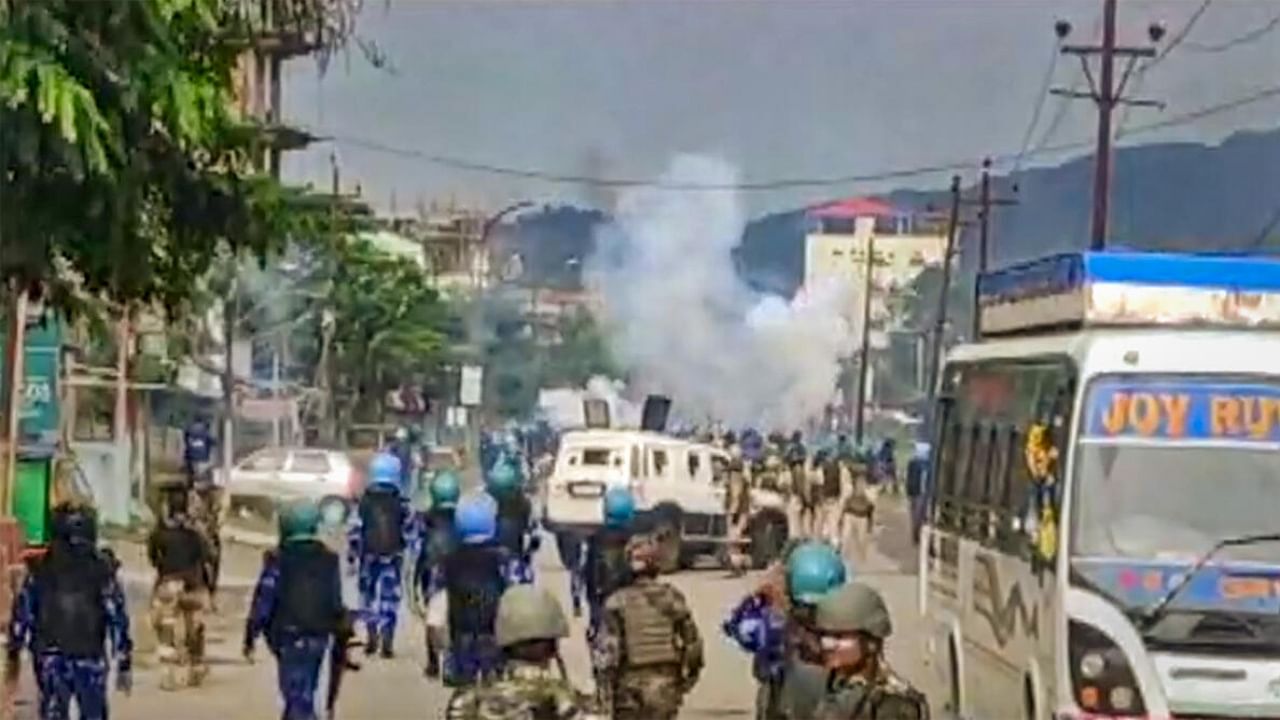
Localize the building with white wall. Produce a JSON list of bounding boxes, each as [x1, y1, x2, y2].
[[802, 196, 948, 408], [803, 197, 947, 322]]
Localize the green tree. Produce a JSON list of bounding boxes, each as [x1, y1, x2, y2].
[[327, 238, 452, 425], [0, 0, 310, 315]]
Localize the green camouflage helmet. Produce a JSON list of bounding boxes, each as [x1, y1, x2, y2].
[[494, 585, 570, 648], [815, 582, 893, 639]]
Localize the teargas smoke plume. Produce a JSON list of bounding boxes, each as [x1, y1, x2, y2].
[[587, 155, 858, 429], [537, 375, 641, 430]]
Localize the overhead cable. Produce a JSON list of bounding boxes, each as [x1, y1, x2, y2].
[[321, 81, 1280, 192]]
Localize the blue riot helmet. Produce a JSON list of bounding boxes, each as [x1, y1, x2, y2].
[[602, 486, 636, 528], [369, 451, 402, 487], [486, 457, 520, 498], [456, 492, 498, 545], [786, 541, 848, 605]]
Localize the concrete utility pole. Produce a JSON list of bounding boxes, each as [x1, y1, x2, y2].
[[926, 176, 963, 407], [853, 234, 877, 446], [0, 289, 28, 515], [960, 157, 1020, 340], [318, 153, 340, 446], [1053, 2, 1164, 250], [222, 278, 236, 481], [969, 158, 1019, 275], [114, 310, 131, 498]]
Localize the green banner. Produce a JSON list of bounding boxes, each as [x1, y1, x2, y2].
[[0, 313, 61, 449]]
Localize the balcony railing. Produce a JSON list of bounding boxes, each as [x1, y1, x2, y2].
[[226, 0, 360, 58]]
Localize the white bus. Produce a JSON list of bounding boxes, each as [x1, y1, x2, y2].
[[920, 251, 1280, 720]]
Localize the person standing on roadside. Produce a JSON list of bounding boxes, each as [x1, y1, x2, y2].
[[905, 442, 931, 546]]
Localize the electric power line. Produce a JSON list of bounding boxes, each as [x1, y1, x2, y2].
[[1186, 12, 1280, 53], [1012, 44, 1061, 174], [1149, 0, 1213, 68], [323, 80, 1280, 193]]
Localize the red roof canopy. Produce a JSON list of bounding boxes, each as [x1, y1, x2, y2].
[[809, 196, 898, 219]]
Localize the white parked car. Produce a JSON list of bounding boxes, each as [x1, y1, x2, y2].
[[221, 447, 357, 521], [541, 429, 789, 573]]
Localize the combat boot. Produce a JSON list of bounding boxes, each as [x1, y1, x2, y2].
[[365, 630, 381, 657], [380, 632, 395, 659]]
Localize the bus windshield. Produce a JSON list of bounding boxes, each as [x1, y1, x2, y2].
[[1072, 375, 1280, 566], [1073, 443, 1280, 563]]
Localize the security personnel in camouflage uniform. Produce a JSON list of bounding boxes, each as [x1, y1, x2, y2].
[[147, 486, 213, 690], [5, 504, 133, 720], [811, 583, 927, 720], [445, 585, 600, 720], [724, 445, 752, 574], [596, 536, 704, 719], [186, 469, 224, 609], [244, 498, 348, 720]]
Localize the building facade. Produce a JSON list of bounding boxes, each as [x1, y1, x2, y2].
[[802, 196, 948, 410]]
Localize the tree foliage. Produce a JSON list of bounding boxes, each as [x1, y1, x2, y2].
[[326, 238, 452, 421], [0, 0, 302, 316]]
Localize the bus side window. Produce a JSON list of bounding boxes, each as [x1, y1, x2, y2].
[[991, 425, 1020, 553], [961, 422, 990, 541], [935, 411, 964, 532], [977, 423, 1003, 543]]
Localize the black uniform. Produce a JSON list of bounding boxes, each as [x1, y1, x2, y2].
[[582, 526, 633, 630], [441, 543, 510, 686]]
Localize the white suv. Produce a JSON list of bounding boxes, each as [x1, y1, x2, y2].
[[541, 429, 789, 573]]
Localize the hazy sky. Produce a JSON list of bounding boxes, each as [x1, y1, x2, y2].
[[280, 0, 1280, 218]]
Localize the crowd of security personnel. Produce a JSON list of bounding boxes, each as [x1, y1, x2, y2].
[[704, 429, 931, 565], [2, 425, 928, 720]]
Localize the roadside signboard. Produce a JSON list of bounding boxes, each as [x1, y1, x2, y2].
[[0, 312, 61, 449], [460, 365, 484, 407]]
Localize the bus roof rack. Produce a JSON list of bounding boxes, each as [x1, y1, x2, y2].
[[976, 251, 1280, 338]]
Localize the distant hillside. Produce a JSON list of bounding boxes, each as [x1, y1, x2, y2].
[[514, 127, 1280, 297]]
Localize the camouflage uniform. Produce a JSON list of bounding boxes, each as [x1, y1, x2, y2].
[[597, 576, 704, 720], [445, 660, 596, 720], [812, 667, 929, 720], [186, 484, 223, 600], [147, 514, 212, 691], [810, 583, 928, 720]]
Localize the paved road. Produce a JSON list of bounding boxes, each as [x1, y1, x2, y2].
[[12, 497, 930, 719]]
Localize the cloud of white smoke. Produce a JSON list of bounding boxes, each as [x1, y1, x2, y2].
[[537, 375, 641, 430], [586, 155, 858, 429]]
